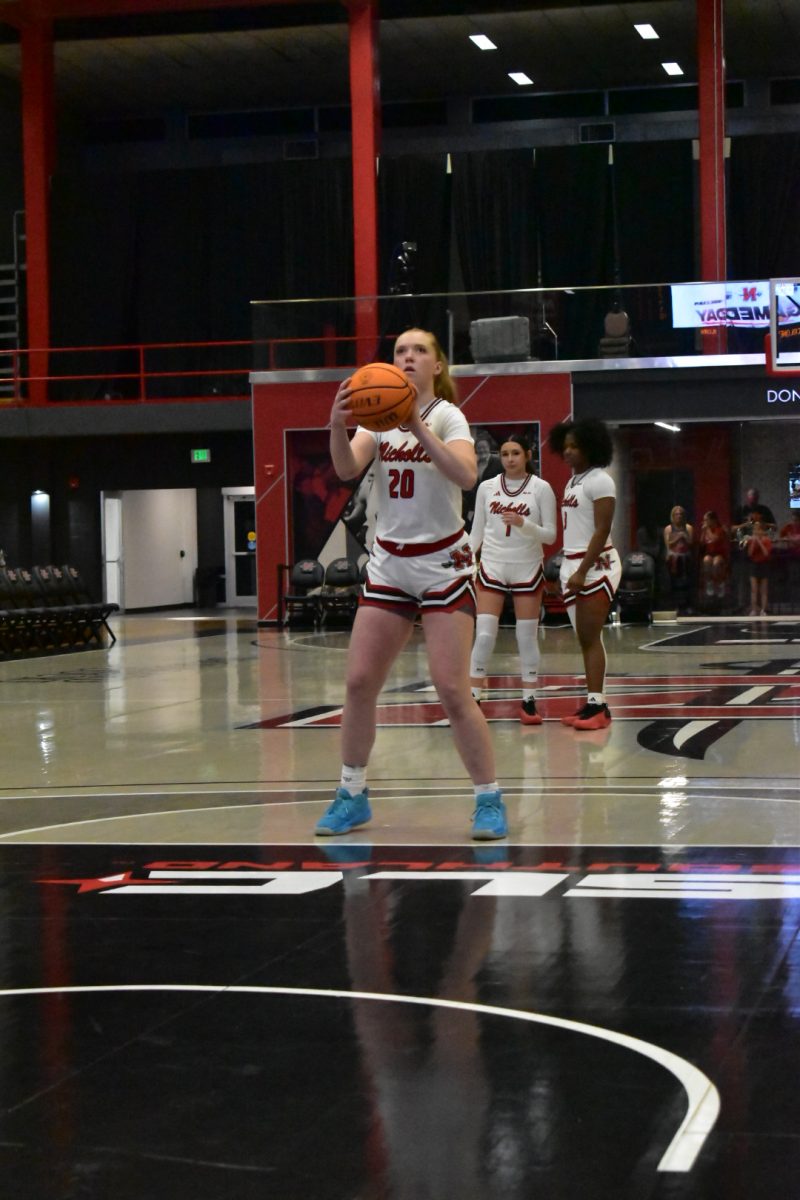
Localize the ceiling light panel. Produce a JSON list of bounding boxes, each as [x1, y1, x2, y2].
[[469, 34, 497, 51], [508, 72, 534, 86], [634, 24, 659, 40]]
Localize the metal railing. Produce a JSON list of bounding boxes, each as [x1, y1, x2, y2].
[[0, 278, 787, 404]]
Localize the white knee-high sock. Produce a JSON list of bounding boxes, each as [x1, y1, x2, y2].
[[515, 618, 540, 699], [470, 613, 500, 698]]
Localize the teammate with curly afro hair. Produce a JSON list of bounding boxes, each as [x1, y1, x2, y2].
[[548, 418, 621, 730]]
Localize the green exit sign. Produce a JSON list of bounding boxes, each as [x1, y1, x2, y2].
[[191, 448, 211, 464]]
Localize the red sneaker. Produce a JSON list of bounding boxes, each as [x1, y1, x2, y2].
[[561, 703, 591, 727], [573, 703, 612, 730], [520, 698, 542, 725]]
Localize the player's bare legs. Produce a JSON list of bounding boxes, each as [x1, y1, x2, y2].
[[573, 591, 611, 694], [423, 608, 496, 785], [341, 605, 414, 766]]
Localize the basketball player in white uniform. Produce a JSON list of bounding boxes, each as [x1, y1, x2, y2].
[[548, 418, 622, 730], [315, 328, 506, 840], [468, 434, 557, 724]]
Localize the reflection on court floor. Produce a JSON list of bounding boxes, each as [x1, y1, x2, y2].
[[0, 614, 797, 1197]]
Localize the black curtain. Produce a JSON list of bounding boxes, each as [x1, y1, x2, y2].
[[729, 133, 800, 278], [450, 149, 539, 360], [614, 140, 695, 355], [377, 153, 451, 356], [50, 172, 141, 398], [615, 141, 694, 282], [379, 153, 450, 294], [50, 159, 354, 386], [451, 148, 538, 293], [280, 158, 353, 300], [536, 144, 612, 359]]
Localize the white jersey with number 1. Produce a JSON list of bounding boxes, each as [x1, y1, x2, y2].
[[469, 473, 557, 564]]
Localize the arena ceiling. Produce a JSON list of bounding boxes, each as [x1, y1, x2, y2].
[[0, 1, 796, 120]]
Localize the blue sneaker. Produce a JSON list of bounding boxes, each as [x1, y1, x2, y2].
[[471, 790, 507, 840], [315, 788, 372, 836]]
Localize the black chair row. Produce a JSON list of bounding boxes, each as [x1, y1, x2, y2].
[[0, 564, 119, 658], [281, 558, 363, 628]]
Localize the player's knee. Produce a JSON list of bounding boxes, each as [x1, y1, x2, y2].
[[471, 613, 499, 671], [345, 662, 383, 702], [435, 677, 473, 715]]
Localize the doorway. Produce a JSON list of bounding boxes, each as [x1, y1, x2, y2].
[[223, 488, 257, 607], [100, 488, 198, 610]]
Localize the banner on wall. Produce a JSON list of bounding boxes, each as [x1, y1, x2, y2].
[[670, 281, 771, 328], [286, 429, 357, 564]]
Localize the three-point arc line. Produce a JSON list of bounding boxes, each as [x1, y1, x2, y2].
[[0, 983, 719, 1173]]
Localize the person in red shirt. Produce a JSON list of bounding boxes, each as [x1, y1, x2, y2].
[[698, 510, 730, 601], [744, 517, 773, 616], [779, 510, 800, 557]]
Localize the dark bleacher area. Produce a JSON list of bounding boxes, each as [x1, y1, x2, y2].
[[0, 565, 118, 659]]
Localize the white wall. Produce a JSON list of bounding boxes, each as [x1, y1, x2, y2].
[[121, 489, 198, 609]]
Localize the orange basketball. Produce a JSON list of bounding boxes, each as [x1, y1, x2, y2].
[[347, 362, 417, 432]]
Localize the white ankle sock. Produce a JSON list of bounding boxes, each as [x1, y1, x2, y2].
[[474, 781, 500, 798], [340, 765, 367, 794]]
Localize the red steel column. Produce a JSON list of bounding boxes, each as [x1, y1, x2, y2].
[[21, 17, 55, 404], [697, 0, 727, 353], [348, 0, 380, 363]]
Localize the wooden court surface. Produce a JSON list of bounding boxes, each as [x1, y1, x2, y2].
[[0, 613, 797, 1198]]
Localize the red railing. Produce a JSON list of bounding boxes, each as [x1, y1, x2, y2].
[[0, 334, 362, 405]]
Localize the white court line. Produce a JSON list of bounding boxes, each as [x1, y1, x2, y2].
[[0, 983, 719, 1173], [1, 780, 798, 804], [640, 626, 711, 649], [673, 721, 719, 750], [718, 639, 790, 645], [725, 686, 774, 706], [2, 789, 800, 841]]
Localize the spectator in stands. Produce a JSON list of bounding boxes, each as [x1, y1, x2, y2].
[[698, 510, 730, 601], [663, 505, 694, 610], [732, 487, 776, 531], [779, 510, 800, 555], [744, 516, 773, 616], [780, 510, 800, 605]]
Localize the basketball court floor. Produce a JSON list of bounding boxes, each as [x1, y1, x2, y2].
[[0, 611, 798, 1198]]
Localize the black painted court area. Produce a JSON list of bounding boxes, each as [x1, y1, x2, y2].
[[2, 843, 798, 1199]]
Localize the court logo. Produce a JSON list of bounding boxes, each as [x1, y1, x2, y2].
[[247, 662, 800, 760], [39, 858, 800, 900]]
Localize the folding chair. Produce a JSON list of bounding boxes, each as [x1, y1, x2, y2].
[[0, 568, 27, 655], [282, 560, 325, 627], [321, 557, 360, 627], [32, 565, 91, 648], [1, 567, 56, 650], [541, 551, 570, 627], [616, 552, 655, 624], [61, 564, 119, 646]]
